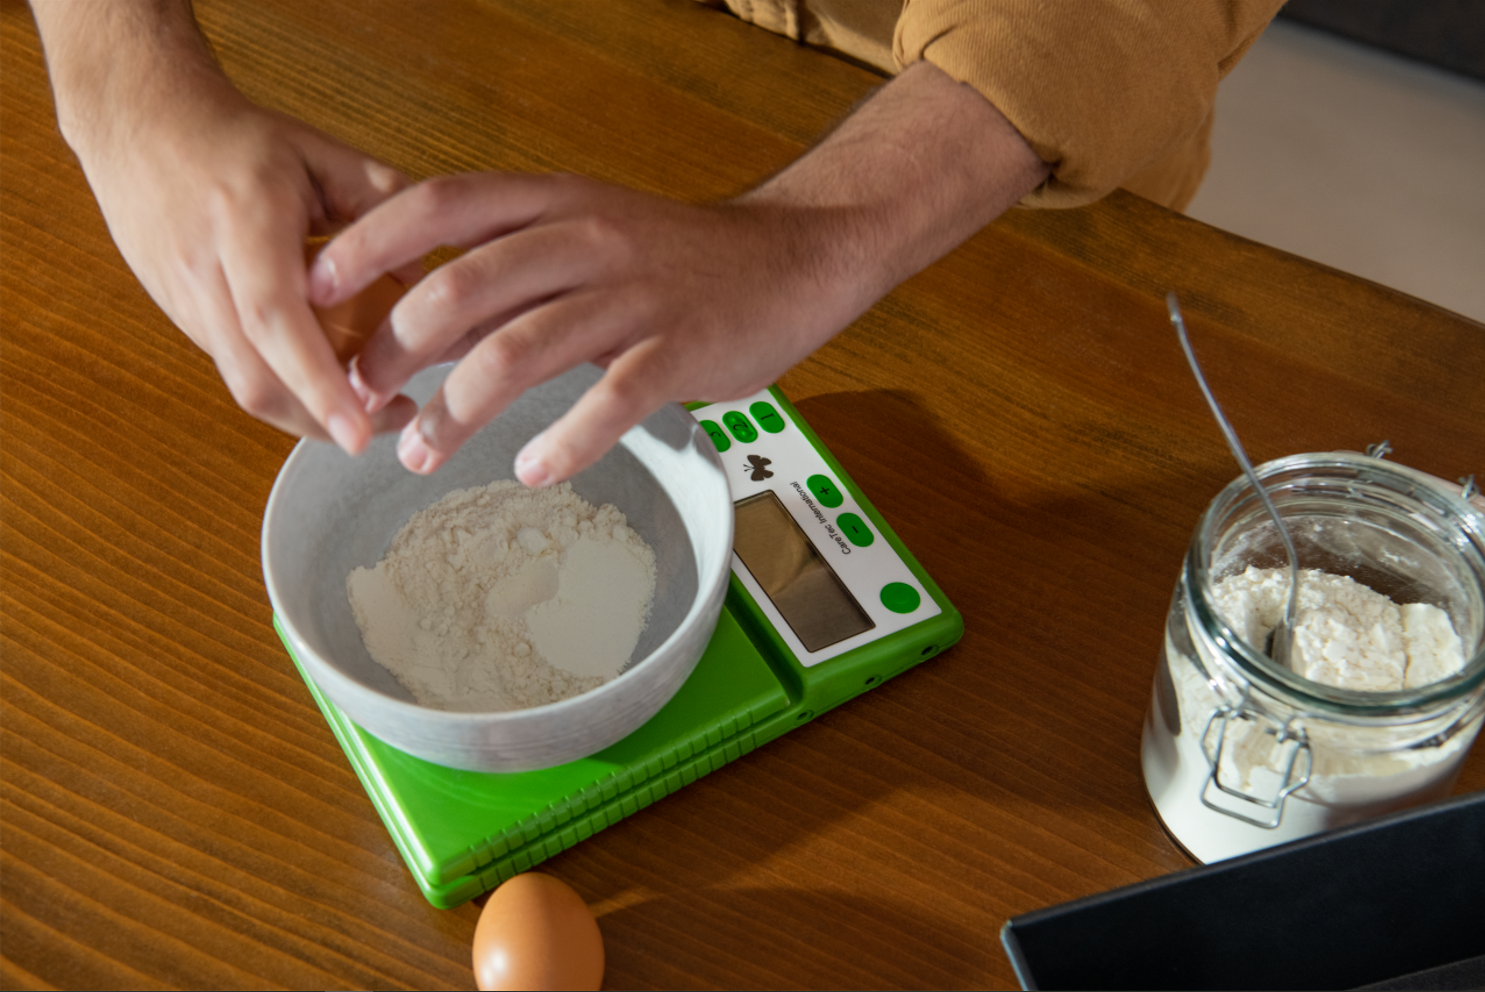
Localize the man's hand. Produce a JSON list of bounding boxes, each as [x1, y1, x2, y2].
[[31, 0, 416, 451], [311, 61, 1051, 484], [310, 175, 873, 485]]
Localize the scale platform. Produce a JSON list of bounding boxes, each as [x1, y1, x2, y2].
[[278, 388, 962, 908]]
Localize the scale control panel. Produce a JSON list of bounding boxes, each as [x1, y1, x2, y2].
[[692, 389, 941, 667]]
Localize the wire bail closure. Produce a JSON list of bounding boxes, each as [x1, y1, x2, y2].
[[1367, 441, 1477, 506], [1199, 700, 1313, 828]]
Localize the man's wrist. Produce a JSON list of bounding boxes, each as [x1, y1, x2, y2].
[[732, 61, 1051, 317], [31, 0, 230, 157]]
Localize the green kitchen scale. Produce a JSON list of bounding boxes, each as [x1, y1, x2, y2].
[[277, 386, 962, 908]]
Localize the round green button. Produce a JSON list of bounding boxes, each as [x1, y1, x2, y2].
[[807, 473, 843, 508], [836, 512, 873, 547], [722, 410, 757, 443], [880, 582, 921, 614]]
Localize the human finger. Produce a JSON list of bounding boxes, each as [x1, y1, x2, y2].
[[214, 339, 412, 439], [368, 393, 417, 435], [295, 126, 412, 226], [215, 201, 370, 452], [514, 339, 676, 487], [304, 237, 410, 368], [352, 220, 609, 407], [183, 252, 331, 439], [296, 132, 425, 296], [306, 172, 573, 307], [394, 290, 645, 475], [351, 315, 516, 412]]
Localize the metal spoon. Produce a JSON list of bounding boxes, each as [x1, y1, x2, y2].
[[1168, 293, 1298, 669]]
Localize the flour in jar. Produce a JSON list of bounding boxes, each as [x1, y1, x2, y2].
[[1187, 566, 1470, 790], [1213, 566, 1465, 691], [346, 481, 657, 712]]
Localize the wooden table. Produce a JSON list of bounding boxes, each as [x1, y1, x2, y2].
[[4, 1, 1482, 988]]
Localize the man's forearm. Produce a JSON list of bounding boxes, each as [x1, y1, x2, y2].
[[30, 0, 228, 157], [741, 59, 1052, 307]]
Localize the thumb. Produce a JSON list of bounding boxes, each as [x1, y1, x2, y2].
[[300, 129, 412, 226], [299, 131, 423, 283]]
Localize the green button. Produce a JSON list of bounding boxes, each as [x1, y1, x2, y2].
[[699, 419, 730, 452], [750, 401, 786, 434], [837, 512, 874, 547], [880, 582, 921, 614], [722, 411, 757, 443], [807, 473, 844, 508]]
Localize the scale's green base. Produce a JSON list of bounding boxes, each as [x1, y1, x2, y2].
[[279, 580, 959, 908]]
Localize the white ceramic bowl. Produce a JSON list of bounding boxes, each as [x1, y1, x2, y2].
[[261, 364, 733, 772]]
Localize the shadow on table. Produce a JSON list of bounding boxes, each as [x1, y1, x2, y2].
[[787, 386, 1192, 823]]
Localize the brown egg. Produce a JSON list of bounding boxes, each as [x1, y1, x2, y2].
[[304, 237, 405, 363], [472, 872, 605, 991]]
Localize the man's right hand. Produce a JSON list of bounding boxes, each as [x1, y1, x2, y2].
[[30, 0, 416, 452]]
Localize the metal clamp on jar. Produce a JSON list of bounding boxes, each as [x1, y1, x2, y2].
[[1141, 452, 1485, 863]]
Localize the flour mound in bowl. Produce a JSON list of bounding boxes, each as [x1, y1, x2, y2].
[[346, 481, 658, 712]]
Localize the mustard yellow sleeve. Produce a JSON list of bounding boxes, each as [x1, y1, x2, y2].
[[894, 0, 1285, 208]]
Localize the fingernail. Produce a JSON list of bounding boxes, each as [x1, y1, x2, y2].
[[398, 421, 433, 473], [515, 438, 554, 488], [309, 252, 339, 303], [327, 412, 364, 455]]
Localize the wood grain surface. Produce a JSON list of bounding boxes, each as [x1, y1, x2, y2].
[[3, 0, 1482, 988]]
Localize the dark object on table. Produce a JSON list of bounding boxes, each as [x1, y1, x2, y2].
[[1001, 792, 1485, 991], [1279, 0, 1485, 80]]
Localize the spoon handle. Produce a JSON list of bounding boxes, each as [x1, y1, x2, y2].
[[1168, 293, 1299, 667]]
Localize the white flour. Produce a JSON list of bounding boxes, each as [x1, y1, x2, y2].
[[347, 481, 657, 712], [1198, 568, 1468, 786], [1212, 566, 1465, 691]]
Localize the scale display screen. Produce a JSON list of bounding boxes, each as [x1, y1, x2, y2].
[[732, 491, 874, 652]]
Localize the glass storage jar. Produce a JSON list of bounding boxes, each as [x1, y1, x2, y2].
[[1141, 452, 1485, 863]]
